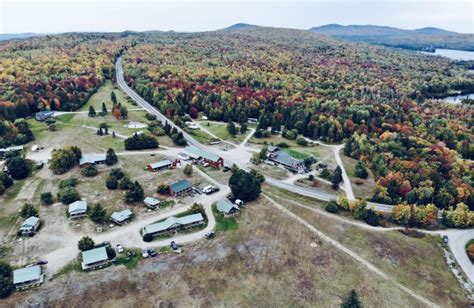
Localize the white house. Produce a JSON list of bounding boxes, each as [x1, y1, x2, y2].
[[68, 201, 88, 219]]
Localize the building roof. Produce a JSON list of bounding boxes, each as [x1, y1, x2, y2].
[[82, 247, 108, 265], [143, 213, 204, 235], [184, 146, 221, 163], [68, 200, 87, 214], [79, 154, 107, 165], [0, 145, 24, 153], [111, 209, 133, 222], [148, 160, 172, 169], [144, 197, 160, 206], [169, 179, 192, 193], [271, 151, 303, 168], [20, 216, 39, 229], [13, 266, 42, 284], [217, 198, 240, 214], [36, 110, 54, 116]]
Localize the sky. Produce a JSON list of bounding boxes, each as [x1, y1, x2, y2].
[[0, 0, 473, 34]]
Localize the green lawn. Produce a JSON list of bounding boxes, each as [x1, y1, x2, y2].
[[284, 148, 310, 160], [201, 122, 249, 144], [116, 248, 142, 269]]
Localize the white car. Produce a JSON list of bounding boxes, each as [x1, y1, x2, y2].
[[141, 249, 149, 258], [116, 244, 124, 254], [235, 199, 244, 206]]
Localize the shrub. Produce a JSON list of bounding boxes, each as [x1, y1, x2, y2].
[[365, 209, 380, 226], [105, 176, 118, 189], [80, 164, 98, 177], [89, 204, 107, 224], [49, 146, 82, 175], [20, 203, 38, 218], [40, 192, 54, 205], [183, 164, 193, 176], [145, 113, 157, 121], [58, 186, 80, 204], [78, 236, 95, 251], [229, 169, 261, 202], [124, 134, 159, 150], [276, 142, 289, 148], [157, 183, 169, 194], [118, 176, 131, 190], [125, 181, 144, 203], [105, 148, 118, 166], [296, 137, 308, 146], [354, 161, 369, 179], [325, 201, 339, 213], [59, 177, 78, 188], [110, 168, 125, 179], [143, 233, 153, 242]]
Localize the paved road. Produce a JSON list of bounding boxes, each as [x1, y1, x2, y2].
[[437, 229, 474, 284], [116, 57, 473, 286]]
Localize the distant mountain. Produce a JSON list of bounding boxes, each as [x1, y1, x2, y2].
[[0, 33, 48, 41], [310, 24, 457, 36], [221, 23, 260, 32], [309, 24, 473, 51]]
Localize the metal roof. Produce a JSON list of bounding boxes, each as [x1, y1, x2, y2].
[[217, 199, 240, 214], [111, 209, 133, 222], [82, 247, 108, 265], [68, 201, 87, 214], [144, 197, 160, 206], [13, 265, 42, 284], [184, 146, 221, 162], [271, 151, 303, 168], [169, 179, 192, 193], [79, 153, 106, 165], [20, 216, 39, 229], [148, 160, 172, 169], [143, 213, 204, 235]]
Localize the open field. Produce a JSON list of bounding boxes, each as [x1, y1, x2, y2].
[[266, 190, 469, 307], [200, 121, 249, 144], [79, 80, 138, 111], [341, 155, 377, 199], [3, 197, 434, 307]]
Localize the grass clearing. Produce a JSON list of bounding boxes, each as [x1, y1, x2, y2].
[[79, 80, 137, 111], [340, 155, 376, 199], [284, 148, 309, 160], [54, 260, 82, 278], [116, 249, 142, 269], [201, 121, 249, 143]]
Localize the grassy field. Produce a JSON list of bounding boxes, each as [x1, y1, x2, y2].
[[212, 204, 238, 232], [5, 197, 435, 307], [266, 190, 468, 307], [200, 121, 249, 144], [79, 80, 137, 111], [341, 155, 376, 199]]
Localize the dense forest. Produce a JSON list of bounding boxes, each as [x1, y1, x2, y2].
[[0, 33, 131, 120], [121, 28, 474, 210]]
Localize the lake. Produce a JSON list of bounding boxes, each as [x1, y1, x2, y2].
[[423, 48, 474, 61], [444, 93, 474, 104]]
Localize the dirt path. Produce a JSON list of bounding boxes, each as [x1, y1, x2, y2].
[[333, 144, 355, 200], [263, 194, 440, 308]]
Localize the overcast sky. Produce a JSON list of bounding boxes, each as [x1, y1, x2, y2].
[[0, 0, 472, 34]]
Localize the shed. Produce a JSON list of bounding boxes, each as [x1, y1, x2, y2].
[[147, 159, 172, 171], [68, 201, 88, 218], [111, 209, 133, 224], [184, 146, 224, 168], [217, 198, 240, 216], [144, 197, 160, 208], [81, 246, 110, 270], [79, 154, 107, 167], [13, 266, 43, 289], [19, 216, 40, 235]]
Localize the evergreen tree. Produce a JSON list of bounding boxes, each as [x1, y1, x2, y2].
[[341, 289, 363, 308], [102, 102, 108, 114], [332, 166, 343, 189], [227, 120, 237, 136], [105, 148, 118, 165], [88, 106, 96, 117]]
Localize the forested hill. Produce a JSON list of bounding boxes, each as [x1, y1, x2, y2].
[[121, 27, 474, 211], [309, 24, 474, 51]]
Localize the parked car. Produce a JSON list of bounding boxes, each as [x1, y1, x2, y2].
[[170, 241, 182, 253], [116, 244, 124, 254], [443, 235, 449, 243], [234, 199, 244, 206], [203, 185, 219, 195], [205, 231, 215, 239], [102, 241, 110, 247], [36, 260, 48, 265], [202, 162, 210, 167], [150, 153, 156, 157], [147, 248, 157, 257], [141, 249, 149, 258], [222, 166, 230, 172], [192, 187, 202, 195]]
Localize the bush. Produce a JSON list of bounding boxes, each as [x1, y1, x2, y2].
[[325, 201, 339, 213], [157, 183, 169, 194], [49, 145, 82, 175], [124, 134, 159, 150], [58, 186, 80, 204], [354, 161, 369, 179], [110, 168, 125, 180], [105, 176, 118, 189], [145, 113, 157, 121], [78, 236, 95, 251], [183, 164, 193, 176], [80, 164, 98, 177], [0, 276, 13, 299], [106, 246, 116, 259], [59, 177, 78, 188], [40, 192, 54, 205], [89, 204, 107, 223], [124, 181, 144, 203], [20, 203, 38, 218], [0, 172, 13, 192], [365, 209, 380, 226], [296, 137, 308, 146], [276, 142, 289, 148], [118, 176, 131, 190]]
